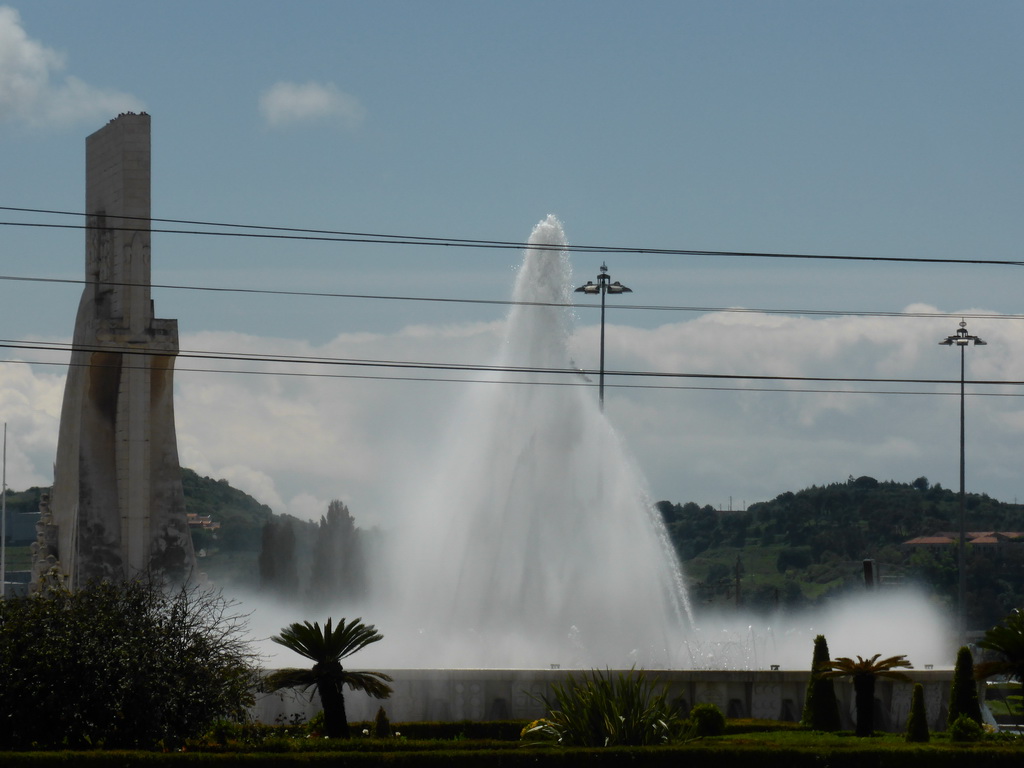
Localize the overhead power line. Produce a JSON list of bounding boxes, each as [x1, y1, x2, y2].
[[2, 205, 1023, 266], [2, 338, 1022, 394], [0, 273, 1019, 324], [9, 354, 1019, 398]]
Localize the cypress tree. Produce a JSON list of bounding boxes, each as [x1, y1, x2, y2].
[[258, 517, 298, 598], [947, 645, 983, 728], [801, 634, 841, 730], [905, 683, 930, 742], [373, 706, 392, 738], [258, 520, 277, 588]]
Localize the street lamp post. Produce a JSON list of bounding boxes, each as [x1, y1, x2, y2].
[[940, 319, 986, 646], [575, 263, 631, 411]]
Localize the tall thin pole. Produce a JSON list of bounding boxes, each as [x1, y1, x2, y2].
[[575, 263, 630, 413], [1, 423, 6, 600], [958, 344, 966, 646], [598, 282, 607, 411], [940, 319, 984, 647]]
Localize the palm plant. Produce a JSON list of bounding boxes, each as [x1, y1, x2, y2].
[[526, 668, 685, 746], [976, 609, 1024, 681], [821, 654, 912, 736], [975, 609, 1024, 728], [265, 617, 393, 738]]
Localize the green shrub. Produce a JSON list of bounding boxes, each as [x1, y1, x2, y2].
[[689, 702, 726, 737], [528, 668, 684, 746], [949, 713, 984, 742], [801, 634, 841, 731], [948, 646, 983, 727], [905, 683, 929, 743], [0, 578, 258, 750], [307, 710, 326, 735], [373, 707, 392, 738]]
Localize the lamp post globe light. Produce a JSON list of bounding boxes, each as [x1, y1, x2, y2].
[[939, 319, 986, 646], [575, 263, 631, 411]]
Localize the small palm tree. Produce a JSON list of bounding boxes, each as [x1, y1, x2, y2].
[[975, 609, 1024, 728], [821, 654, 912, 736], [976, 609, 1024, 681], [265, 617, 393, 738]]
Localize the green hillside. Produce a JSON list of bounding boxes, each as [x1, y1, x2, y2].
[[0, 470, 275, 588], [7, 471, 1023, 632], [659, 475, 1024, 629], [179, 468, 275, 587]]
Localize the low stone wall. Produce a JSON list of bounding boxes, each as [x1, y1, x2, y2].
[[254, 668, 959, 733]]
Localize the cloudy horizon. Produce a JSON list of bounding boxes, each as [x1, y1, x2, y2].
[[2, 3, 1022, 528], [1, 292, 1019, 531]]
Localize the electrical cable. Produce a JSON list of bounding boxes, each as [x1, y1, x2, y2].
[[0, 273, 1019, 324], [1, 339, 1019, 394], [2, 207, 1019, 398], [2, 205, 1023, 266]]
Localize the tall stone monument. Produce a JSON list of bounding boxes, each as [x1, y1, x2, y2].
[[33, 114, 196, 588]]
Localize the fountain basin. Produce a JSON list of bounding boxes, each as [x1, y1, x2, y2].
[[255, 667, 959, 734]]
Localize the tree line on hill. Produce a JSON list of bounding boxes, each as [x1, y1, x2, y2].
[[1, 469, 374, 608], [9, 469, 1020, 630], [657, 475, 1024, 629], [258, 499, 375, 606]]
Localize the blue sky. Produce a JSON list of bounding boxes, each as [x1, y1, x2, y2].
[[1, 2, 1023, 524]]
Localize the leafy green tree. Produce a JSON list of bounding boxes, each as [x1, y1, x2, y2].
[[259, 516, 298, 597], [801, 634, 841, 730], [905, 683, 930, 742], [308, 501, 366, 604], [822, 654, 913, 736], [265, 617, 393, 738], [777, 547, 813, 573], [947, 645, 982, 727], [0, 578, 258, 749]]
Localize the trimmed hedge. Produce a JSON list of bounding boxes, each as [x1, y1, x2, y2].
[[4, 746, 1024, 767], [353, 720, 529, 740], [4, 719, 1021, 767]]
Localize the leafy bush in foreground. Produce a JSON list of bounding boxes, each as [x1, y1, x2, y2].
[[525, 668, 685, 746], [0, 578, 259, 749], [905, 683, 929, 743], [689, 703, 726, 736], [949, 713, 984, 742]]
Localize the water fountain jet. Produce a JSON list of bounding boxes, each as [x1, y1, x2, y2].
[[381, 215, 692, 668]]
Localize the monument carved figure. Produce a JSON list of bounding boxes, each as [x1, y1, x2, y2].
[[32, 113, 196, 589]]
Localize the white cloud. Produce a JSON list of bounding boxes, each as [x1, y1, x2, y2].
[[2, 309, 1019, 528], [0, 6, 143, 127], [259, 80, 365, 129], [0, 361, 65, 490]]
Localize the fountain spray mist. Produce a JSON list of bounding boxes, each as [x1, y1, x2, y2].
[[245, 216, 953, 675], [381, 215, 692, 668]]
